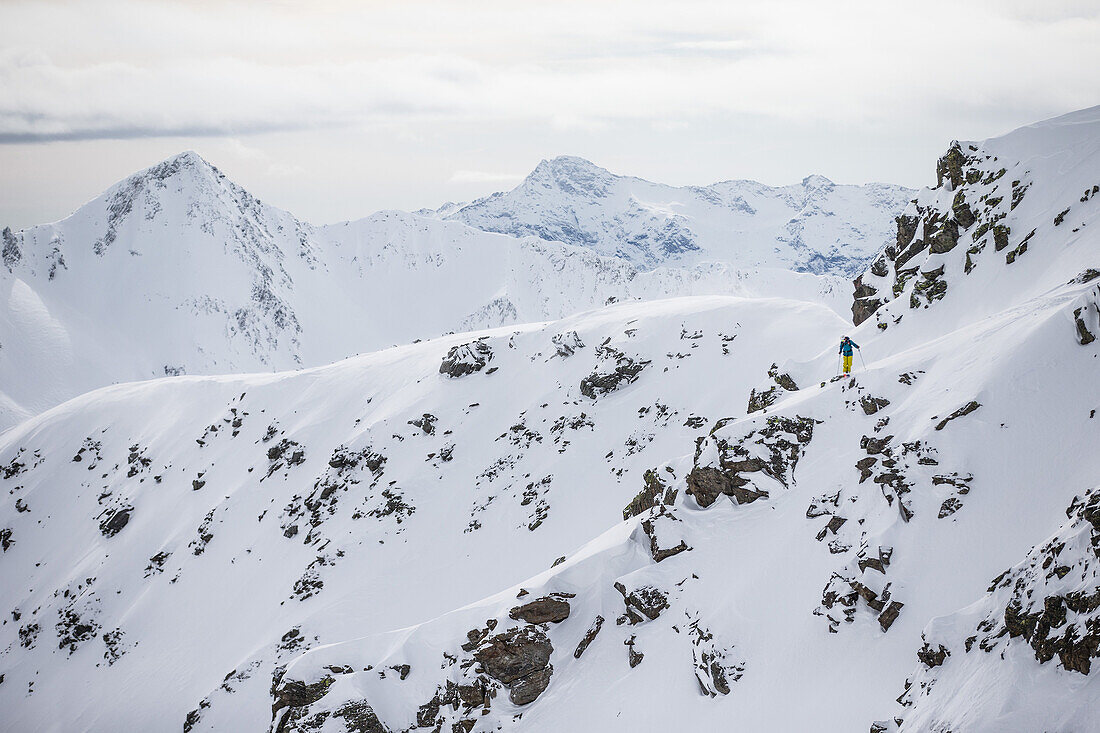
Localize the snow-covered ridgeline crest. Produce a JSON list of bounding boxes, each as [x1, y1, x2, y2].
[[1, 153, 900, 430]]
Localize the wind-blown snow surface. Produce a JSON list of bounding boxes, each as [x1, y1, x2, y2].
[[0, 154, 885, 430], [2, 107, 1099, 732], [443, 155, 914, 273]]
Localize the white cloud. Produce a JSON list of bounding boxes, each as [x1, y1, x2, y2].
[[449, 170, 525, 184], [1, 0, 1099, 227], [1, 0, 1096, 144]]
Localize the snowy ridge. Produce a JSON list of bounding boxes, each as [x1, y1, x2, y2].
[[1, 154, 896, 430], [446, 155, 914, 273]]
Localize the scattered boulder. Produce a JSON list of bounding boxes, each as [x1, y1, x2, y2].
[[917, 641, 949, 668], [625, 635, 644, 668], [934, 401, 981, 431], [574, 616, 604, 659], [551, 330, 584, 357], [615, 582, 669, 624], [98, 505, 133, 538], [860, 396, 891, 415]]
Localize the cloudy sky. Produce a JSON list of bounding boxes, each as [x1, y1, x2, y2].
[[2, 0, 1098, 228]]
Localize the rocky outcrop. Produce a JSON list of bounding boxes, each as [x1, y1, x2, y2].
[[623, 469, 677, 520], [615, 582, 670, 624], [473, 626, 554, 705], [580, 345, 649, 399], [686, 415, 816, 509], [440, 339, 494, 377], [747, 363, 799, 414]]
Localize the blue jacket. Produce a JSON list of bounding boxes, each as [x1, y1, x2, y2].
[[839, 339, 859, 356]]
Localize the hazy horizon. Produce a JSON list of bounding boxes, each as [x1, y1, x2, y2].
[[2, 0, 1098, 230]]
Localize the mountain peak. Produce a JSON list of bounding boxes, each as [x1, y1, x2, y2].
[[801, 173, 835, 189], [523, 156, 616, 197]]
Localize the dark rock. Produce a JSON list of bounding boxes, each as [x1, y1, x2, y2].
[[861, 434, 893, 455], [615, 582, 669, 623], [626, 636, 644, 668], [685, 466, 766, 508], [641, 511, 690, 562], [855, 457, 877, 482], [473, 626, 553, 685], [509, 596, 571, 625], [574, 616, 604, 659], [936, 142, 967, 189], [935, 401, 981, 431], [333, 700, 388, 733], [440, 340, 493, 378], [623, 469, 676, 520], [508, 665, 552, 705], [1074, 306, 1097, 346], [852, 275, 881, 326], [952, 192, 976, 229], [580, 355, 649, 399], [271, 676, 334, 723], [917, 642, 949, 668], [938, 497, 963, 519], [928, 219, 959, 254], [99, 506, 133, 538], [878, 601, 904, 631], [896, 214, 920, 250], [860, 396, 891, 415], [746, 386, 779, 414]]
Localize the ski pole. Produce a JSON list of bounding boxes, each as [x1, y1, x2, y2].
[[858, 350, 867, 371]]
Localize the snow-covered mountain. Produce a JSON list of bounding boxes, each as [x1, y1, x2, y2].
[[0, 154, 900, 431], [2, 106, 1099, 733], [442, 155, 914, 274]]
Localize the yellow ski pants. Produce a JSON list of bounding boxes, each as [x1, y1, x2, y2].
[[842, 354, 853, 373]]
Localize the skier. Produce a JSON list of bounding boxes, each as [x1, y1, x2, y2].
[[839, 336, 860, 376]]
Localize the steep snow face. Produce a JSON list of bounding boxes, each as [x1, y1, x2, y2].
[[0, 154, 854, 430], [896, 486, 1100, 733], [446, 156, 914, 274], [257, 268, 1100, 733], [0, 296, 847, 732], [852, 104, 1100, 336]]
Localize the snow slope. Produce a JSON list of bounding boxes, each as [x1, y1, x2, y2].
[[0, 154, 897, 431], [1, 107, 1099, 732], [0, 295, 846, 731], [444, 155, 914, 274]]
